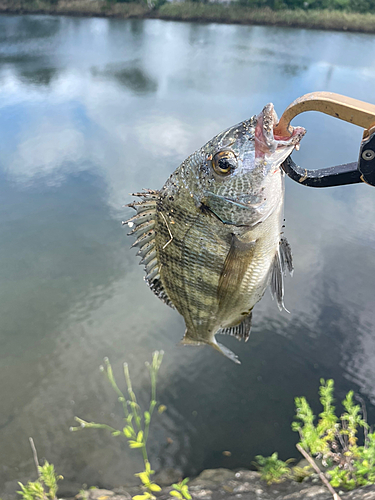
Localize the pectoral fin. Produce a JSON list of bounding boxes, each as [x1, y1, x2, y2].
[[218, 234, 256, 309], [279, 236, 293, 275], [270, 237, 293, 312]]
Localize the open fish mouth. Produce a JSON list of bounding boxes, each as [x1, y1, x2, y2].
[[255, 103, 305, 158]]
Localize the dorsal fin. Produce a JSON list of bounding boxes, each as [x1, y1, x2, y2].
[[124, 191, 174, 309], [149, 278, 175, 309], [270, 237, 293, 312], [218, 311, 253, 342]]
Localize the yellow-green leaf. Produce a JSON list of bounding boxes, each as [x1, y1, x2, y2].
[[137, 431, 144, 443], [138, 472, 149, 485], [123, 427, 133, 438], [129, 441, 143, 449], [170, 491, 182, 499], [149, 483, 161, 492]]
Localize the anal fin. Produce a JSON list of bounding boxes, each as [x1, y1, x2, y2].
[[218, 311, 252, 342]]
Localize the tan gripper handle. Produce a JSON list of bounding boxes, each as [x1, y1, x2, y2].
[[274, 91, 375, 139]]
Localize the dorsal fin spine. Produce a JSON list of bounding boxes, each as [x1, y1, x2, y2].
[[146, 258, 158, 273], [136, 241, 155, 258], [125, 210, 156, 226], [127, 220, 155, 236], [139, 249, 157, 265], [146, 268, 159, 282], [127, 189, 174, 310], [131, 230, 155, 248], [132, 201, 157, 213]]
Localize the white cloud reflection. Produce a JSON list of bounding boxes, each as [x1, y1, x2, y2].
[[10, 124, 85, 180]]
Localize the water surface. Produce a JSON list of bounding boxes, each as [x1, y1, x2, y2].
[[1, 14, 375, 497]]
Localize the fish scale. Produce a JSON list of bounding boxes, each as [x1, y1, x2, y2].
[[155, 196, 225, 324], [125, 104, 305, 364]]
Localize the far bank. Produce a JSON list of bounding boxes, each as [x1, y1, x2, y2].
[[1, 0, 375, 33]]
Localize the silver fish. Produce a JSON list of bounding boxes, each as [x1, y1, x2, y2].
[[125, 104, 305, 364]]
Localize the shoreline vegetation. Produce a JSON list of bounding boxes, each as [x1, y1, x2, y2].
[[1, 0, 375, 33]]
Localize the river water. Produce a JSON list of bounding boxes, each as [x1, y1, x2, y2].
[[1, 14, 375, 497]]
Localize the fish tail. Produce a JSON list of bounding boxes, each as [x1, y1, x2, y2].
[[180, 334, 241, 365], [180, 331, 241, 364], [179, 336, 203, 346], [214, 342, 241, 365]]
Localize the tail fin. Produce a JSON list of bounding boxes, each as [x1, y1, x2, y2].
[[180, 331, 241, 365], [180, 335, 203, 346], [215, 342, 241, 365]]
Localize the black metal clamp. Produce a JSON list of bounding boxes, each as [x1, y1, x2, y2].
[[275, 92, 375, 189], [282, 129, 375, 188]]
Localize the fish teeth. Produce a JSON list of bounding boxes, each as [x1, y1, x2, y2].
[[131, 230, 155, 249]]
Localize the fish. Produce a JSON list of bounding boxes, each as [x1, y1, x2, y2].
[[124, 104, 305, 364]]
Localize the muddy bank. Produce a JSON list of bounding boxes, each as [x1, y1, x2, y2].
[[75, 468, 375, 500], [1, 0, 375, 34]]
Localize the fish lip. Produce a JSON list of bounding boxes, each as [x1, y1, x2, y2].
[[255, 103, 306, 158]]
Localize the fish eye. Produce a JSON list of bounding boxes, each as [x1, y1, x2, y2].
[[212, 151, 237, 176]]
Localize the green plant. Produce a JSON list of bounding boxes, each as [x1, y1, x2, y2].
[[253, 453, 294, 484], [253, 453, 313, 485], [71, 352, 190, 500], [170, 479, 192, 500], [254, 379, 375, 497], [292, 379, 375, 491], [18, 462, 63, 500], [290, 464, 314, 482], [78, 489, 89, 500]]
